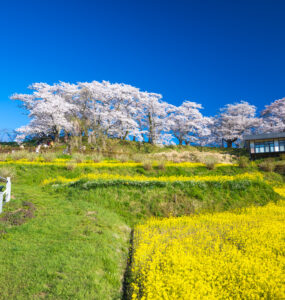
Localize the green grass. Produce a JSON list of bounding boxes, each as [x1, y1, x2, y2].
[[0, 162, 282, 299], [0, 180, 130, 299]]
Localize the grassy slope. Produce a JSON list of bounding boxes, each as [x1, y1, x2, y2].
[[0, 138, 247, 157], [0, 177, 130, 299], [0, 162, 282, 299]]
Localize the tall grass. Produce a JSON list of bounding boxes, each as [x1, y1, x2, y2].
[[258, 158, 276, 172], [40, 152, 57, 162], [0, 166, 16, 180], [203, 156, 218, 170], [238, 156, 250, 168]]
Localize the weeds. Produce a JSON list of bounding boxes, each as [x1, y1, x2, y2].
[[90, 153, 104, 163], [157, 162, 166, 171], [113, 153, 129, 163], [0, 153, 8, 161], [131, 153, 145, 163], [72, 153, 86, 163], [66, 162, 77, 171], [0, 166, 16, 180], [258, 158, 275, 172], [0, 201, 35, 226], [238, 156, 250, 168], [275, 162, 285, 175], [203, 156, 218, 170], [40, 152, 57, 162], [143, 161, 153, 171], [9, 150, 30, 161]]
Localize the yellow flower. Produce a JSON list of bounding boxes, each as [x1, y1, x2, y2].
[[131, 200, 285, 299], [0, 160, 236, 169], [273, 187, 285, 197], [42, 172, 263, 185]]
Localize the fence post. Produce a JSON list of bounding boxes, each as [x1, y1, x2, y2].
[[5, 177, 11, 203], [0, 192, 3, 214]]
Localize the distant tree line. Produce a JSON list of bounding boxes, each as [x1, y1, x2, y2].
[[10, 81, 285, 148]]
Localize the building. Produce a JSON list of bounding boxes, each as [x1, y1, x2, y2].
[[243, 132, 285, 159]]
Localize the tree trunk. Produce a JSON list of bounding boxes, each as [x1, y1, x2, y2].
[[54, 126, 60, 143], [148, 113, 154, 144], [123, 131, 129, 140], [225, 138, 237, 148], [227, 140, 233, 148]]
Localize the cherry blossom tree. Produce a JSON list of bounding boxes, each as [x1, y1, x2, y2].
[[169, 101, 212, 145], [98, 81, 144, 141], [214, 101, 260, 148], [11, 80, 176, 145], [260, 97, 285, 133], [12, 80, 264, 148], [11, 82, 77, 142], [77, 81, 145, 143], [139, 92, 175, 144]]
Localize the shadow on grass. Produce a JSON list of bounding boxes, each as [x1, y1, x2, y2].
[[122, 229, 134, 300]]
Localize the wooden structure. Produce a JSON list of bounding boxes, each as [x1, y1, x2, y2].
[[243, 132, 285, 159]]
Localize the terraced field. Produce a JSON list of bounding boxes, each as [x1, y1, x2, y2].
[[0, 156, 283, 299]]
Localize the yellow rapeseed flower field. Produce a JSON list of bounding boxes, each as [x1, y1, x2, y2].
[[274, 187, 285, 198], [0, 159, 236, 168], [0, 159, 141, 168], [131, 201, 285, 299], [42, 172, 263, 185]]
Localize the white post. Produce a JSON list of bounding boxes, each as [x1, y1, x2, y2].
[[5, 177, 11, 203], [0, 192, 3, 214]]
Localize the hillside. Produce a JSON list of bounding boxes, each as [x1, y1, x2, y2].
[[0, 147, 283, 299]]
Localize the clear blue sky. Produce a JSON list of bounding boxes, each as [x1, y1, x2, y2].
[[1, 0, 285, 130]]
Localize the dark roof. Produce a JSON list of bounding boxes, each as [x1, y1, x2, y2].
[[243, 132, 285, 140]]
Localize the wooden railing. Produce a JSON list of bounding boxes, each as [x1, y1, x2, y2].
[[0, 177, 11, 214]]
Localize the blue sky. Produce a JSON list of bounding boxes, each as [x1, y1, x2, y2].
[[1, 0, 285, 130]]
